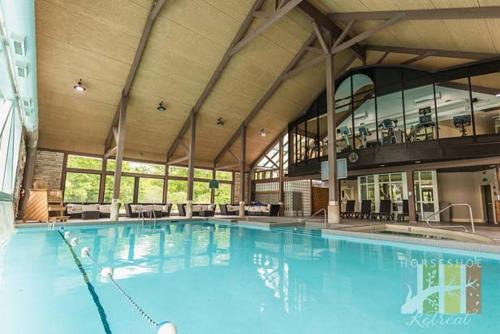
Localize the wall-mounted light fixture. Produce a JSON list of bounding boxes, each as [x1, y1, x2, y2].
[[259, 128, 267, 137], [73, 79, 86, 93], [216, 117, 225, 126]]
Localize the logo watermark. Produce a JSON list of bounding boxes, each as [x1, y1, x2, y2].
[[400, 258, 481, 328]]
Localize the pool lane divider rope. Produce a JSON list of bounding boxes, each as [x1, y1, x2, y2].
[[57, 230, 113, 334], [72, 234, 177, 334]]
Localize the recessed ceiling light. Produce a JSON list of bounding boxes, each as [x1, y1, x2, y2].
[[415, 160, 421, 164], [157, 101, 166, 112], [73, 79, 86, 93], [259, 128, 267, 137]]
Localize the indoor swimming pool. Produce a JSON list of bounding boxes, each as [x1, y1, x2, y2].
[[0, 220, 499, 333]]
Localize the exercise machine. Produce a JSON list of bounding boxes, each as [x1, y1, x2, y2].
[[337, 126, 351, 152], [453, 114, 471, 137], [358, 124, 372, 149], [407, 107, 436, 142], [378, 119, 402, 145]]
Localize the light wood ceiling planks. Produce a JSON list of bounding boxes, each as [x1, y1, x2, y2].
[[36, 0, 500, 169]]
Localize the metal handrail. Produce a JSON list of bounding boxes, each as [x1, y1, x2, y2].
[[426, 203, 475, 233], [306, 208, 327, 227]]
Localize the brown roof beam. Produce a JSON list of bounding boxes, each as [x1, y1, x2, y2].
[[214, 33, 316, 165], [366, 45, 498, 60], [104, 0, 167, 153], [332, 14, 405, 54], [166, 0, 265, 161], [229, 0, 304, 56], [298, 1, 365, 60], [400, 51, 436, 65], [329, 6, 500, 21]]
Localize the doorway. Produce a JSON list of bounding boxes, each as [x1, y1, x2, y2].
[[311, 187, 328, 215], [481, 185, 494, 224]]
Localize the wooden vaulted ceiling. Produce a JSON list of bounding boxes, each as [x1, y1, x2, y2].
[[36, 0, 500, 170]]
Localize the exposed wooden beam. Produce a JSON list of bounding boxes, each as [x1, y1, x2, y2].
[[239, 126, 247, 216], [312, 21, 329, 54], [331, 19, 355, 50], [366, 45, 498, 60], [230, 0, 304, 56], [227, 148, 240, 162], [298, 1, 365, 60], [104, 0, 167, 153], [167, 155, 189, 165], [281, 54, 324, 80], [214, 33, 316, 164], [376, 51, 389, 64], [332, 14, 405, 54], [111, 93, 128, 208], [216, 163, 240, 170], [329, 6, 500, 21], [264, 155, 279, 168], [104, 146, 117, 159], [166, 0, 265, 160], [438, 82, 499, 96], [400, 51, 436, 65], [187, 112, 197, 204], [306, 46, 324, 55], [252, 10, 273, 19]]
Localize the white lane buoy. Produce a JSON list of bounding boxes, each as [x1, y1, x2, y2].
[[157, 322, 177, 334], [80, 246, 91, 258], [58, 226, 65, 232], [100, 267, 113, 279], [64, 231, 71, 239], [70, 237, 79, 247]]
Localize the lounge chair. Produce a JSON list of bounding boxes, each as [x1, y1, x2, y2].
[[354, 200, 372, 219], [340, 200, 355, 218], [397, 200, 409, 222], [371, 200, 394, 221]]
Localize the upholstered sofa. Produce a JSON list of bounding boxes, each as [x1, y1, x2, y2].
[[125, 203, 172, 218], [177, 204, 216, 217], [65, 203, 111, 219], [220, 204, 240, 216], [245, 204, 280, 216]]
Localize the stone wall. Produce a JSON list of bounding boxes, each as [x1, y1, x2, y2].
[[233, 172, 249, 203], [33, 150, 64, 190]]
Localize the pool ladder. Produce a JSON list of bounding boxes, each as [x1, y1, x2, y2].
[[425, 203, 475, 233], [305, 208, 327, 228], [137, 207, 157, 228]]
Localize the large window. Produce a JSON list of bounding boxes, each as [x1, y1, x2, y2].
[[67, 155, 102, 170], [103, 175, 134, 204], [138, 178, 164, 203], [0, 100, 22, 195], [61, 155, 234, 209], [64, 172, 100, 202], [215, 183, 232, 205], [167, 180, 188, 204], [194, 181, 211, 204]]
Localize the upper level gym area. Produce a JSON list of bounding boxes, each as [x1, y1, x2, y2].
[[288, 59, 500, 175]]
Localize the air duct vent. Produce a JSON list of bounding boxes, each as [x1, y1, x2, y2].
[[16, 62, 28, 78], [11, 34, 26, 56]]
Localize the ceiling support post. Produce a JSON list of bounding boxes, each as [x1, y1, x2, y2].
[[186, 112, 197, 218], [110, 93, 128, 220], [239, 127, 247, 217], [325, 52, 340, 225], [278, 135, 285, 216]]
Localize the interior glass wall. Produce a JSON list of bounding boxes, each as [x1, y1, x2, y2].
[[289, 62, 500, 166], [471, 72, 500, 136]]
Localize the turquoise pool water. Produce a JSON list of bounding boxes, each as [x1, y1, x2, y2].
[[0, 220, 499, 333]]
